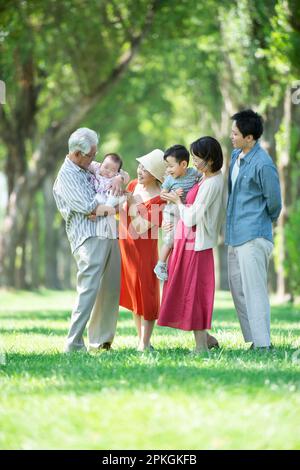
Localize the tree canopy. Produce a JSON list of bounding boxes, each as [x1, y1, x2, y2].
[[0, 0, 299, 295]]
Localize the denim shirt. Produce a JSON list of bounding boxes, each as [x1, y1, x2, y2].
[[225, 142, 282, 247]]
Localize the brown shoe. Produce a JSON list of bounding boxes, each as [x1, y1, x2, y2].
[[249, 343, 273, 350], [207, 334, 220, 350], [100, 342, 112, 350], [89, 342, 112, 353]]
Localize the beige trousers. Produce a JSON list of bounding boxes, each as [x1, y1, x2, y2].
[[228, 237, 273, 348], [65, 237, 120, 352]]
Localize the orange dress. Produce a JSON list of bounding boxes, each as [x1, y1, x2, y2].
[[119, 180, 165, 320]]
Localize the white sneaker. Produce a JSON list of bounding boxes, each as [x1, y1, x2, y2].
[[154, 262, 168, 281]]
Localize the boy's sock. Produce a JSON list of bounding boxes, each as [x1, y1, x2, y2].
[[154, 260, 168, 281], [157, 260, 167, 267]]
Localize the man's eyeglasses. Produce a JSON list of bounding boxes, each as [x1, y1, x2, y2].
[[81, 150, 98, 160]]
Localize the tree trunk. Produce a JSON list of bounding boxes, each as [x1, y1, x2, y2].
[[276, 86, 292, 300], [0, 172, 42, 287], [5, 142, 27, 197], [44, 177, 61, 289], [30, 201, 40, 289], [15, 231, 28, 289], [211, 91, 235, 290], [0, 2, 158, 288], [58, 222, 74, 290], [260, 98, 285, 294]]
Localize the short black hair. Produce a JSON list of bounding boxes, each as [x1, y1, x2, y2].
[[190, 136, 223, 173], [103, 152, 123, 170], [231, 109, 263, 140], [164, 144, 190, 164]]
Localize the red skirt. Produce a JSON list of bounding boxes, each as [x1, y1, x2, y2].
[[158, 184, 215, 331]]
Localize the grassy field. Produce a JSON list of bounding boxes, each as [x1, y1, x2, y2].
[[0, 289, 300, 450]]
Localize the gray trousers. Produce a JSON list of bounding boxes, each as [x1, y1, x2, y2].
[[228, 238, 274, 347], [65, 237, 121, 352]]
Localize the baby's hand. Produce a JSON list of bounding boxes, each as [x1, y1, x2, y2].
[[160, 188, 169, 196], [110, 175, 125, 196], [175, 188, 184, 197], [87, 211, 97, 221]]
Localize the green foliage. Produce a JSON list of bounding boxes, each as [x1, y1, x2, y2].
[[1, 0, 298, 165], [1, 0, 300, 290], [0, 0, 154, 128], [286, 202, 300, 296]]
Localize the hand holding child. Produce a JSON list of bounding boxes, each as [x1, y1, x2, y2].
[[175, 187, 184, 197], [110, 175, 125, 197], [161, 191, 181, 204], [162, 219, 174, 233]]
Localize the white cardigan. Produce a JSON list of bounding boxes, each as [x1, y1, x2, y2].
[[178, 171, 225, 251]]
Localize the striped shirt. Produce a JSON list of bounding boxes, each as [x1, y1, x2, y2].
[[162, 167, 200, 203], [53, 157, 117, 253]]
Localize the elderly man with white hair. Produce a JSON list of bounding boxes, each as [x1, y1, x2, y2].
[[53, 127, 127, 353]]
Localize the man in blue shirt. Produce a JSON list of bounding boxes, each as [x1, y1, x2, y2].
[[225, 110, 282, 350]]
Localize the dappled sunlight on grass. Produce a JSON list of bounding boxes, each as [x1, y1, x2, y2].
[[0, 289, 300, 449]]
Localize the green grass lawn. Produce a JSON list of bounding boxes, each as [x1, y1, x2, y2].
[[0, 289, 300, 450]]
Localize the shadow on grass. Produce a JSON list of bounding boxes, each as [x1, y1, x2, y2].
[[0, 310, 70, 321], [0, 327, 67, 336], [1, 347, 300, 397], [1, 305, 299, 324], [1, 291, 299, 405], [1, 323, 299, 337]]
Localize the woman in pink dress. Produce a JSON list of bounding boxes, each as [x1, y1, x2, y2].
[[158, 136, 225, 353]]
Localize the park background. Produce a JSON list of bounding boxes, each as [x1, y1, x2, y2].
[[0, 0, 300, 450]]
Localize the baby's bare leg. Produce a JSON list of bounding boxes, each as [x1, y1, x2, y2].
[[159, 244, 172, 263]]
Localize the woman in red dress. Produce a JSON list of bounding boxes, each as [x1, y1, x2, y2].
[[119, 149, 166, 351], [158, 137, 225, 353]]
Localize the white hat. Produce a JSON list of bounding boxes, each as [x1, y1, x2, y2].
[[136, 149, 165, 183]]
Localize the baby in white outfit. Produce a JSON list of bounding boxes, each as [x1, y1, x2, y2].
[[89, 153, 127, 207]]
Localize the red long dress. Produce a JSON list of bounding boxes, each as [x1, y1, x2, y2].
[[119, 180, 165, 321], [158, 182, 215, 330]]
